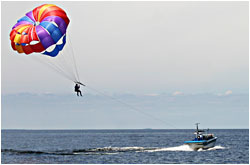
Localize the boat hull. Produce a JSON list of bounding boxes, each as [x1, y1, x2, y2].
[[184, 137, 217, 151]]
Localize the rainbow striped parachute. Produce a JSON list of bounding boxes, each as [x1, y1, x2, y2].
[[10, 4, 70, 57]]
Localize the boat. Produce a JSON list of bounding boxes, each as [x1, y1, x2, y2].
[[184, 123, 217, 151]]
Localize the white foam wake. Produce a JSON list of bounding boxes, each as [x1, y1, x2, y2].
[[141, 145, 193, 152], [197, 145, 226, 151], [142, 145, 226, 152], [71, 145, 226, 155]]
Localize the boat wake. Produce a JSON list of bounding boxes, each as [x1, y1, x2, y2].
[[2, 147, 150, 156], [2, 145, 226, 155], [139, 145, 226, 152], [141, 145, 194, 152], [197, 145, 226, 151]]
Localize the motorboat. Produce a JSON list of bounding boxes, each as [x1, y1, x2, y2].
[[184, 123, 217, 151]]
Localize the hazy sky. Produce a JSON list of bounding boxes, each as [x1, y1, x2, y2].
[[2, 1, 248, 95], [1, 1, 249, 129]]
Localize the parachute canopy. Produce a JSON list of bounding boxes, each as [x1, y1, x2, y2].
[[10, 4, 70, 57]]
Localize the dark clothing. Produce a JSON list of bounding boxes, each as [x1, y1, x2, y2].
[[75, 84, 80, 91], [76, 90, 82, 96], [75, 84, 82, 96]]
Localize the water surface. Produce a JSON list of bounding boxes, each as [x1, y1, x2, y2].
[[1, 129, 248, 164]]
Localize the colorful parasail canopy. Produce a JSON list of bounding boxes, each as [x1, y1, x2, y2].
[[10, 4, 70, 57]]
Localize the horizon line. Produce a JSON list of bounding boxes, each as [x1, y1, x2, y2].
[[2, 128, 249, 130]]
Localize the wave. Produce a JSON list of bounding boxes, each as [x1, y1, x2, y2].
[[1, 149, 74, 155], [2, 145, 225, 155], [1, 147, 150, 156]]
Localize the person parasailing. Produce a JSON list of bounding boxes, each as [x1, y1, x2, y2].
[[10, 4, 86, 96], [74, 82, 85, 96]]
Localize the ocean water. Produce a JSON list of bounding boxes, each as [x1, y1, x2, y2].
[[1, 129, 249, 164]]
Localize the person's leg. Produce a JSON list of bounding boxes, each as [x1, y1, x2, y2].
[[79, 91, 82, 96]]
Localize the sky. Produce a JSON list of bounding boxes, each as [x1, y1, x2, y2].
[[1, 1, 249, 129]]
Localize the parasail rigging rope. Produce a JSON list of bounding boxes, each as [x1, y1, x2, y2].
[[30, 35, 81, 84], [28, 35, 176, 129], [31, 55, 75, 82], [85, 85, 178, 129], [68, 34, 80, 82]]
